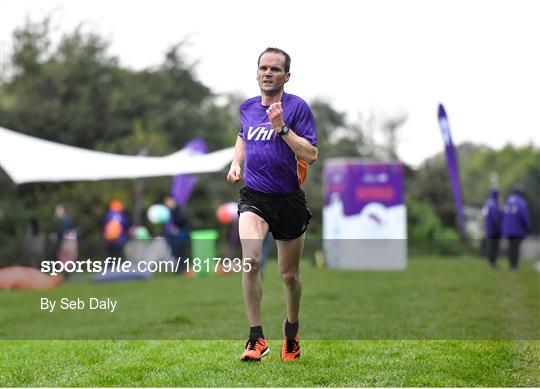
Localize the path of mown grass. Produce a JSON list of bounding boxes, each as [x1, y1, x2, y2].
[[1, 340, 539, 387]]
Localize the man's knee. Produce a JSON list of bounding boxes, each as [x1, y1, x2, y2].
[[244, 255, 262, 276], [280, 269, 300, 285]]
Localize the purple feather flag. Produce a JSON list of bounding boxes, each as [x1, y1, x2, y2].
[[438, 104, 466, 237], [170, 139, 208, 205]]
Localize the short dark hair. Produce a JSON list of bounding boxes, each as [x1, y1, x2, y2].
[[162, 193, 175, 203], [258, 47, 291, 73]]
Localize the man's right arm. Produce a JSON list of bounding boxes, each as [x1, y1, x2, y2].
[[226, 136, 245, 183]]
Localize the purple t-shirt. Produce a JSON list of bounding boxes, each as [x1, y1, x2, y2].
[[239, 92, 317, 193]]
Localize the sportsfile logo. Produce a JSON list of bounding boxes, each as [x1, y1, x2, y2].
[[40, 257, 252, 276], [246, 125, 276, 141]]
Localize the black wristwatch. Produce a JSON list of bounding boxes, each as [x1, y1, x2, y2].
[[278, 125, 290, 137]]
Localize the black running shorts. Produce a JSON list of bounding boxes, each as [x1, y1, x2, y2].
[[238, 186, 312, 241]]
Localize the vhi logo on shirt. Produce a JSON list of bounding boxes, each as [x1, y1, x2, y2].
[[246, 126, 276, 141]]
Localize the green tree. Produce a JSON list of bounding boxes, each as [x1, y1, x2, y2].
[[0, 18, 238, 263]]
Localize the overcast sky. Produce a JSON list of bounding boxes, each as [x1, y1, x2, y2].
[[1, 0, 539, 166]]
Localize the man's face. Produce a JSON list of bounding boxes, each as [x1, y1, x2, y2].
[[164, 197, 175, 209], [257, 52, 290, 96], [55, 205, 65, 219]]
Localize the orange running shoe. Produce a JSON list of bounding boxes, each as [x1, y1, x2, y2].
[[240, 337, 270, 361], [281, 336, 300, 361]]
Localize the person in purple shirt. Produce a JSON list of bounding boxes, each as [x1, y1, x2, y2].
[[502, 185, 532, 270], [482, 188, 502, 268], [227, 47, 317, 362]]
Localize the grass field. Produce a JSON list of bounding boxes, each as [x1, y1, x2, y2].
[[1, 257, 539, 386], [2, 340, 538, 387]]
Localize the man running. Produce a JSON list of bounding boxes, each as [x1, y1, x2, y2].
[[227, 47, 318, 361]]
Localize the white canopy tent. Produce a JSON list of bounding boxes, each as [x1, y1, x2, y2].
[[0, 127, 234, 185]]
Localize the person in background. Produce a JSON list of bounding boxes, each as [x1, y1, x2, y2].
[[482, 188, 502, 268], [103, 199, 131, 260], [502, 185, 532, 270], [163, 194, 191, 271], [24, 218, 45, 268], [52, 204, 79, 276]]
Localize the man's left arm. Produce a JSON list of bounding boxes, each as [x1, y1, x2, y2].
[[279, 130, 318, 164], [521, 201, 532, 233], [267, 102, 318, 164]]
